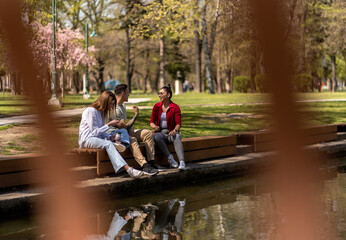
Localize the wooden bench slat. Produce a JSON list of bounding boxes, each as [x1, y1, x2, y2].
[[0, 170, 46, 188], [303, 132, 337, 145], [97, 145, 237, 175], [301, 125, 337, 136], [0, 157, 43, 174], [179, 135, 236, 152], [239, 125, 337, 145], [254, 132, 338, 152]]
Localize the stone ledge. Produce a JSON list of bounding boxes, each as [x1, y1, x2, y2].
[[1, 140, 346, 218]]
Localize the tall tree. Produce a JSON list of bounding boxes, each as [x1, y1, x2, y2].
[[201, 0, 220, 94], [323, 0, 346, 92], [115, 0, 144, 93], [80, 0, 116, 93], [194, 19, 202, 92], [59, 0, 86, 30], [133, 0, 195, 89]]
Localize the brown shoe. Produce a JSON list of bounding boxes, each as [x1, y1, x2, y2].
[[114, 143, 126, 153]]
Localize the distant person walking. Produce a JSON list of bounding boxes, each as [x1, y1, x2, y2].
[[78, 90, 143, 178], [150, 84, 186, 170]]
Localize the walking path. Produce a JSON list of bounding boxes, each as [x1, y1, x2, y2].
[[1, 98, 346, 126], [0, 98, 151, 126]]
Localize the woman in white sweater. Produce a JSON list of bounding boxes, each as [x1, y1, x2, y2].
[[79, 90, 143, 178]]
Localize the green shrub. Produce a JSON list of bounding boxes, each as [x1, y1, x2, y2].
[[233, 76, 250, 93], [255, 74, 268, 93], [294, 73, 314, 92]]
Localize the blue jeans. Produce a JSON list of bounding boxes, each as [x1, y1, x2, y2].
[[83, 137, 127, 172]]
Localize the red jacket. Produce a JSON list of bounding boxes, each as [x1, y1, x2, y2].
[[150, 101, 181, 132]]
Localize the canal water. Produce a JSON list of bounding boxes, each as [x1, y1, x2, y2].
[[1, 169, 345, 240]]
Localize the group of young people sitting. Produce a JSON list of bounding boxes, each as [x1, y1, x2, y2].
[[78, 84, 186, 178]]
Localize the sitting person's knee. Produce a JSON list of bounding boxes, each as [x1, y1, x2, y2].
[[130, 136, 138, 143], [175, 133, 182, 140], [154, 133, 162, 142], [143, 129, 153, 137], [105, 140, 113, 148]]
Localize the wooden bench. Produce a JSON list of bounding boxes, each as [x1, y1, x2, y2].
[[0, 124, 341, 189], [73, 135, 237, 175], [0, 153, 97, 189], [237, 124, 338, 152]]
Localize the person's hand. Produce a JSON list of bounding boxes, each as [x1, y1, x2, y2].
[[154, 125, 160, 132], [132, 105, 139, 115], [108, 119, 119, 127], [169, 129, 177, 136], [110, 133, 121, 141], [110, 134, 116, 141]]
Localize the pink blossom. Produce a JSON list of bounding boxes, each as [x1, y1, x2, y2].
[[30, 22, 96, 71]]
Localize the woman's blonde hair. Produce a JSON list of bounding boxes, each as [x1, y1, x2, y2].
[[90, 90, 116, 114]]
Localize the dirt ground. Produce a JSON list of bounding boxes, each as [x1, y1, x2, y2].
[[0, 122, 79, 157]]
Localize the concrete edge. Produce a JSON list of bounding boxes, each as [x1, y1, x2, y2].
[[1, 140, 346, 217]]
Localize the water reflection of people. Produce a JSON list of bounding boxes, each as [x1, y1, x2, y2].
[[153, 199, 185, 240], [85, 210, 142, 240], [86, 198, 186, 240]]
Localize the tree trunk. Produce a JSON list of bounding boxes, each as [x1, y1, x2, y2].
[[92, 58, 105, 94], [144, 50, 152, 93], [126, 28, 132, 93], [144, 73, 152, 94], [194, 20, 202, 92], [331, 55, 337, 92], [159, 37, 165, 88], [10, 72, 21, 95], [154, 62, 160, 93], [250, 51, 256, 93], [201, 62, 205, 92], [225, 67, 232, 93], [72, 70, 80, 94], [59, 71, 63, 98], [0, 76, 3, 93], [217, 49, 222, 93], [260, 51, 265, 74], [97, 66, 105, 94], [202, 6, 215, 94]]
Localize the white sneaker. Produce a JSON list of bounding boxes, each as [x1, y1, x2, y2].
[[178, 161, 186, 170], [127, 167, 144, 178], [168, 154, 178, 168], [169, 198, 178, 209], [127, 210, 142, 219]]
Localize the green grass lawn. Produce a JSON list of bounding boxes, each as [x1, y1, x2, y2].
[[60, 100, 346, 150], [2, 91, 346, 117], [1, 93, 346, 154]]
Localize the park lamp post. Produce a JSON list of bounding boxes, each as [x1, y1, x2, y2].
[[83, 24, 98, 100], [48, 0, 62, 107]]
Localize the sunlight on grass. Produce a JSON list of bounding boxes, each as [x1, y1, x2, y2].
[[5, 142, 25, 151], [0, 124, 17, 130], [2, 92, 346, 116], [19, 134, 38, 143]]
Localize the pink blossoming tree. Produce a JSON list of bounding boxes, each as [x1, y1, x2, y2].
[[30, 22, 96, 94]]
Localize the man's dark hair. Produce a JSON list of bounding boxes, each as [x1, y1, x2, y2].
[[114, 84, 128, 95]]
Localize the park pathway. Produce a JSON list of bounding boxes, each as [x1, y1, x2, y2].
[[1, 98, 346, 126], [0, 98, 151, 126]]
